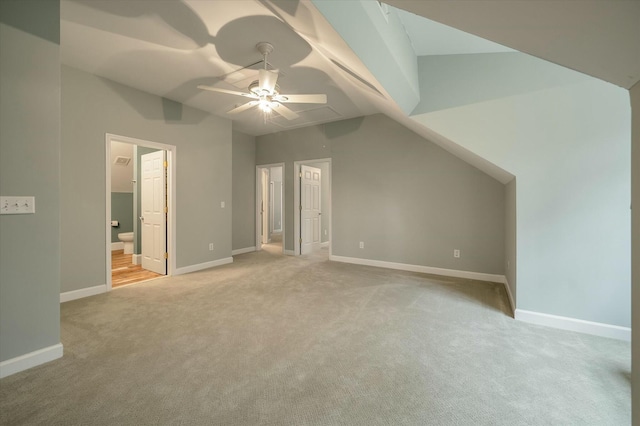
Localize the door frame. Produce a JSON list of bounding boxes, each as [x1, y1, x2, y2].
[[105, 133, 177, 291], [256, 163, 285, 253], [293, 158, 332, 256]]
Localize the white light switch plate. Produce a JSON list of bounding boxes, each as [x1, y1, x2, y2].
[[1, 196, 36, 214]]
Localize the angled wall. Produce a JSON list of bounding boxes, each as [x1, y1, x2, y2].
[[412, 53, 631, 329]]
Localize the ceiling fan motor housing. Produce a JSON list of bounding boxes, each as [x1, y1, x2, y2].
[[249, 80, 280, 97]]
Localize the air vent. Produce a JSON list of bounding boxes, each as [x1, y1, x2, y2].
[[113, 156, 131, 166]]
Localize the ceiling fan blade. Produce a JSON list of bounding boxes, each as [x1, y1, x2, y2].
[[197, 85, 258, 99], [228, 101, 259, 114], [274, 94, 327, 104], [271, 102, 299, 120], [259, 69, 279, 93]]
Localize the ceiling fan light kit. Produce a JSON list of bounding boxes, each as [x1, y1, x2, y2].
[[197, 41, 327, 123]]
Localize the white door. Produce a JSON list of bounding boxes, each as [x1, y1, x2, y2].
[[261, 168, 270, 244], [300, 165, 321, 255], [141, 150, 166, 274]]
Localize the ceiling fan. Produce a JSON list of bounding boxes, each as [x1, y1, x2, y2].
[[198, 42, 327, 121]]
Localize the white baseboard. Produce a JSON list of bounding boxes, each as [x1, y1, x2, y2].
[[0, 343, 63, 379], [132, 254, 141, 265], [501, 277, 515, 316], [60, 284, 107, 303], [174, 257, 233, 275], [284, 250, 295, 256], [329, 255, 505, 283], [320, 241, 329, 248], [111, 242, 124, 251], [232, 246, 256, 256], [515, 309, 631, 341]]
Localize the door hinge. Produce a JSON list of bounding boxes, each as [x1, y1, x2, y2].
[[299, 172, 302, 178], [164, 206, 168, 213], [164, 252, 168, 259], [163, 161, 168, 168], [299, 238, 302, 244]]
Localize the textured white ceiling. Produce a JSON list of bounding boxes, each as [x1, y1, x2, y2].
[[60, 0, 383, 136]]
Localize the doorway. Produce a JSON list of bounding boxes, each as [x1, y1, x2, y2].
[[105, 134, 176, 290], [294, 159, 331, 256], [256, 163, 285, 254]]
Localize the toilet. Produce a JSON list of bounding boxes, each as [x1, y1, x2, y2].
[[118, 232, 134, 254]]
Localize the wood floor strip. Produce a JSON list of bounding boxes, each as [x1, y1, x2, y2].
[[111, 251, 162, 288]]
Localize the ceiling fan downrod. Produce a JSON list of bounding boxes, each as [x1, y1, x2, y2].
[[256, 42, 274, 70]]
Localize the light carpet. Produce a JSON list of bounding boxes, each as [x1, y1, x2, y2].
[[0, 246, 630, 425]]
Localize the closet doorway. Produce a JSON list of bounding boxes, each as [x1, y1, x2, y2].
[[256, 163, 285, 255]]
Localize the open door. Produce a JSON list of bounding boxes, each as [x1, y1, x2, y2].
[[300, 164, 321, 255], [261, 168, 270, 245], [141, 150, 166, 275]]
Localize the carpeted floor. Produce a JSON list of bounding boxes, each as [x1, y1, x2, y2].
[[0, 246, 630, 425]]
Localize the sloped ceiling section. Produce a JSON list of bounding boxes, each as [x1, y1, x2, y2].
[[385, 0, 640, 89], [311, 0, 420, 115]]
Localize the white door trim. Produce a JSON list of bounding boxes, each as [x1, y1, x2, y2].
[[256, 163, 285, 254], [105, 133, 177, 291], [293, 158, 332, 256]]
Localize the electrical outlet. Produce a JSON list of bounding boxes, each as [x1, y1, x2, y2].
[[359, 241, 364, 249], [220, 201, 225, 208], [453, 249, 460, 258], [209, 243, 214, 251]]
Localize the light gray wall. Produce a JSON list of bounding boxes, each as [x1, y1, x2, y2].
[[110, 141, 134, 192], [232, 131, 256, 251], [504, 178, 517, 307], [61, 65, 232, 293], [111, 193, 133, 243], [330, 116, 504, 273], [631, 81, 639, 425], [0, 0, 61, 362], [257, 114, 505, 275], [412, 53, 631, 327]]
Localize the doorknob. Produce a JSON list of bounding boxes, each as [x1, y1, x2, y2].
[[140, 216, 144, 221]]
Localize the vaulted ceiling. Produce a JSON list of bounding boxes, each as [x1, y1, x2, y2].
[[61, 0, 640, 162]]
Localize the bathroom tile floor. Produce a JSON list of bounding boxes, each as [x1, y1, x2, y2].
[[111, 250, 163, 288]]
